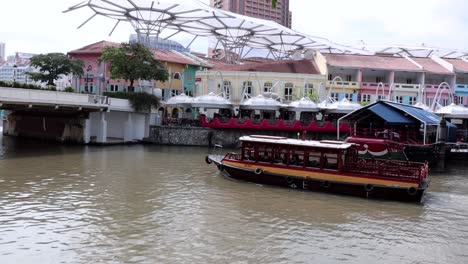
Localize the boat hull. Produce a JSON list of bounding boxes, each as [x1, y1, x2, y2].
[[212, 159, 427, 203]]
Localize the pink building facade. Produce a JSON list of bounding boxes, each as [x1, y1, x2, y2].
[[67, 41, 210, 97], [322, 53, 458, 107]]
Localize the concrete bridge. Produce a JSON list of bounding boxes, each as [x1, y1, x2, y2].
[[0, 87, 153, 144]]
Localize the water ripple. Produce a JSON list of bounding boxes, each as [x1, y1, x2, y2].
[[1, 142, 468, 263]]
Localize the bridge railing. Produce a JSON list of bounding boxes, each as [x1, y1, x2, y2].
[[88, 94, 109, 105], [0, 86, 110, 106]]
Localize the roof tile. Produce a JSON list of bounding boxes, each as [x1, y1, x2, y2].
[[324, 54, 422, 71], [445, 58, 468, 73], [412, 57, 453, 75], [212, 59, 320, 74]]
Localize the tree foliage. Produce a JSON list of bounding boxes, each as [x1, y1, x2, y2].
[[307, 89, 320, 102], [99, 42, 169, 90], [28, 53, 84, 86], [103, 91, 160, 112]]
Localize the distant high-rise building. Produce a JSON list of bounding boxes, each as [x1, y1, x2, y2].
[[129, 34, 190, 53], [210, 0, 292, 28], [0, 42, 5, 62]]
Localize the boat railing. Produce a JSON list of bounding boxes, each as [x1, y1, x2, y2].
[[345, 158, 427, 182]]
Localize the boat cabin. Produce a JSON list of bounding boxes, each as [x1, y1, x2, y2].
[[240, 135, 355, 172]]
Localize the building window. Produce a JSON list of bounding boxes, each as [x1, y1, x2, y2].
[[243, 81, 252, 95], [361, 94, 371, 103], [264, 81, 273, 92], [406, 78, 413, 84], [328, 74, 332, 81], [345, 93, 354, 101], [110, 84, 118, 92], [395, 96, 403, 103], [223, 80, 231, 99], [173, 72, 181, 80], [127, 86, 135, 92], [441, 98, 449, 106], [456, 96, 464, 105], [376, 76, 383, 83], [409, 96, 417, 105], [330, 92, 339, 102], [284, 82, 293, 101], [305, 83, 314, 97], [184, 89, 193, 97], [426, 97, 434, 107], [346, 75, 352, 82]]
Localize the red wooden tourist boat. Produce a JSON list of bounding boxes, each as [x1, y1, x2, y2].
[[206, 135, 430, 202]]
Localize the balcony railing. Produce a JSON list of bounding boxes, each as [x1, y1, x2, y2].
[[424, 84, 440, 90], [361, 82, 390, 90], [393, 83, 420, 90], [327, 81, 360, 89], [455, 84, 468, 90]]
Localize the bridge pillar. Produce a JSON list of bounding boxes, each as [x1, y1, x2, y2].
[[83, 118, 91, 144], [96, 112, 107, 143], [144, 113, 151, 138], [124, 113, 133, 142]]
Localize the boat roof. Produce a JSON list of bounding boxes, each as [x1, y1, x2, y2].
[[240, 135, 353, 150]]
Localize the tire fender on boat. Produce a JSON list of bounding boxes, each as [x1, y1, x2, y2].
[[286, 176, 294, 184], [255, 168, 263, 175], [205, 156, 212, 164], [217, 164, 224, 171], [364, 184, 374, 192], [407, 187, 418, 196]]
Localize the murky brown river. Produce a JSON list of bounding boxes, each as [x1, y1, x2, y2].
[[1, 135, 468, 264]]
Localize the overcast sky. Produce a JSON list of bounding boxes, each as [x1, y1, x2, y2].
[[1, 0, 467, 57]]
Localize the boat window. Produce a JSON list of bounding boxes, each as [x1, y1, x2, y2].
[[243, 142, 255, 161], [289, 147, 305, 166], [305, 150, 321, 168], [257, 144, 269, 163], [322, 152, 338, 170]]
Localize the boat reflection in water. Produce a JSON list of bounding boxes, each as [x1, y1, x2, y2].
[[207, 135, 430, 202]]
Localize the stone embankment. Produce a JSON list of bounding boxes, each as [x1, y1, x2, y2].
[[146, 126, 337, 147]]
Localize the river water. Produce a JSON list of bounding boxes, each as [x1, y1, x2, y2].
[[0, 135, 468, 264]]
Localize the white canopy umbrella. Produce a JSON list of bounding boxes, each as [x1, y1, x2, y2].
[[414, 102, 433, 112], [321, 98, 362, 114], [163, 93, 193, 107], [288, 97, 319, 112], [435, 103, 468, 118], [241, 94, 282, 111], [191, 92, 232, 109]]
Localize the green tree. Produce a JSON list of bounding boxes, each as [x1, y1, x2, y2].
[[99, 42, 168, 91], [28, 53, 84, 86], [307, 89, 320, 102]]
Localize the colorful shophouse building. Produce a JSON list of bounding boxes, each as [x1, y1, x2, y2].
[[67, 41, 210, 98], [195, 59, 327, 107], [315, 52, 456, 106]]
